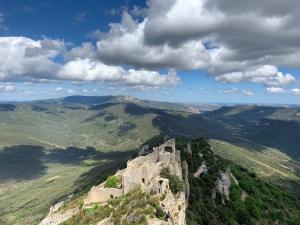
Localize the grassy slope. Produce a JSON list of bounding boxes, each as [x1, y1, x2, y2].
[[204, 105, 300, 191], [204, 105, 300, 158], [0, 102, 161, 225], [1, 98, 300, 224], [0, 144, 132, 225], [0, 98, 221, 225], [62, 189, 167, 225], [210, 140, 300, 191], [0, 103, 159, 150]]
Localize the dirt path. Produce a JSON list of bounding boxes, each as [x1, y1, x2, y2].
[[27, 137, 65, 149]]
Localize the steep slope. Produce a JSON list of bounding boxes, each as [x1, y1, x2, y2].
[[204, 105, 300, 158], [41, 139, 186, 225], [210, 140, 300, 190], [0, 96, 225, 225], [40, 138, 300, 225], [176, 138, 300, 225], [204, 105, 300, 123]]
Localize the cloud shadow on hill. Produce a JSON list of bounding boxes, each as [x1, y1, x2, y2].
[[0, 145, 132, 182], [0, 104, 16, 111], [0, 145, 46, 181], [149, 107, 300, 160]]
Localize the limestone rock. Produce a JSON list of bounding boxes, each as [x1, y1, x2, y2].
[[194, 162, 208, 177], [212, 167, 231, 203], [39, 207, 79, 225]]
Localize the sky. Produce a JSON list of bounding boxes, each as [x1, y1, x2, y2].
[[0, 0, 300, 104]]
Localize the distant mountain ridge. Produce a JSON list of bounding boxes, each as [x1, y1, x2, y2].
[[205, 105, 300, 123], [204, 105, 300, 159], [11, 95, 218, 113]]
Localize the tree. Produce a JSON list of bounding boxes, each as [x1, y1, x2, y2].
[[105, 175, 120, 188]]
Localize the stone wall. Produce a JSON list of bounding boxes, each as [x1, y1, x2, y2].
[[84, 186, 123, 205], [83, 139, 186, 225]]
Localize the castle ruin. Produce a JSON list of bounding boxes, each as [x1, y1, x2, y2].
[[84, 139, 186, 225]]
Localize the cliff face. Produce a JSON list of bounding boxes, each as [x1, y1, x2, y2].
[[40, 139, 186, 225]]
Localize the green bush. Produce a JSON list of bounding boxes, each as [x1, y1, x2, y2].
[[105, 175, 120, 188], [156, 207, 165, 219], [160, 167, 184, 194]]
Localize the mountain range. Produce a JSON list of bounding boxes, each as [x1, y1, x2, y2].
[[0, 95, 299, 225]]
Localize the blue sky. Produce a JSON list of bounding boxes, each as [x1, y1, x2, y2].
[[0, 0, 145, 43], [0, 0, 300, 104]]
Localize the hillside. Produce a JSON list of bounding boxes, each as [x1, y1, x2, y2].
[[29, 95, 215, 114], [204, 105, 300, 191], [204, 105, 300, 159], [0, 96, 224, 225], [0, 96, 227, 151], [1, 96, 300, 224], [39, 138, 300, 225], [205, 105, 300, 123], [176, 138, 300, 225]]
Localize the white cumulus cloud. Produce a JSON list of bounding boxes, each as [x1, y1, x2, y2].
[[291, 88, 300, 96], [55, 87, 75, 94], [57, 58, 181, 87], [0, 37, 63, 81], [216, 65, 295, 87], [223, 88, 254, 96], [1, 0, 300, 90], [266, 87, 285, 94], [91, 0, 299, 87], [0, 37, 181, 88], [0, 84, 17, 92]]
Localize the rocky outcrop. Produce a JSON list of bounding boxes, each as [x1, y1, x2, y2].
[[194, 162, 208, 177], [212, 167, 232, 204], [40, 139, 186, 225], [186, 142, 192, 155], [39, 207, 79, 225], [97, 218, 111, 225], [182, 160, 190, 205]]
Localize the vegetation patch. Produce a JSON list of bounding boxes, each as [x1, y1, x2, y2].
[[176, 138, 300, 225], [63, 189, 166, 225], [61, 204, 112, 225], [160, 167, 183, 194], [105, 175, 121, 188]]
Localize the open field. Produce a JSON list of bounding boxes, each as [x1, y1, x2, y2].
[[0, 144, 132, 225], [0, 99, 162, 224]]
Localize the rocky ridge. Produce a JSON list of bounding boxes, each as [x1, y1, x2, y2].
[[39, 139, 187, 225]]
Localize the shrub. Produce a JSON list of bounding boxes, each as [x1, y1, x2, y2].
[[156, 207, 165, 219], [105, 175, 120, 188], [160, 167, 184, 194]]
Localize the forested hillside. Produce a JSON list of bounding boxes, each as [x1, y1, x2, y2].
[[176, 138, 300, 225]]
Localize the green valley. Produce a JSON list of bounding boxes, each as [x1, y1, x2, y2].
[[0, 96, 300, 224]]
